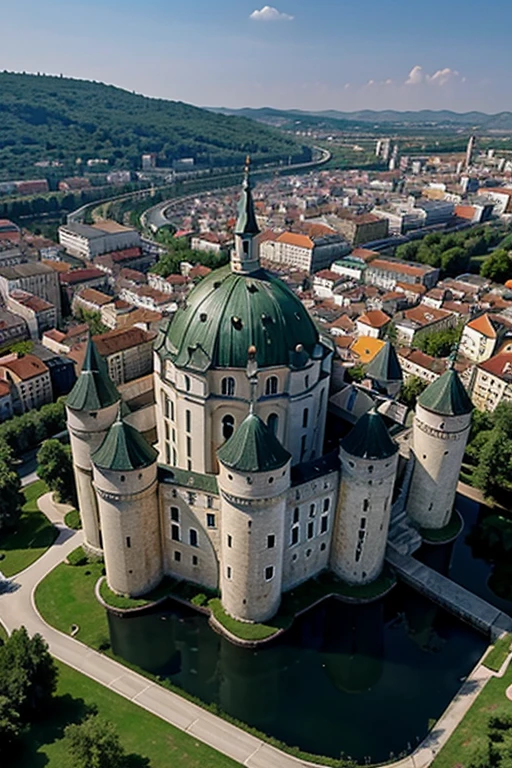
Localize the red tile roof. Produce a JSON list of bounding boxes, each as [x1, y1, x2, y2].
[[1, 354, 49, 381]]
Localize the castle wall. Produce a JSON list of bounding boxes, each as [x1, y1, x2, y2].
[[330, 449, 398, 584], [93, 464, 162, 596], [407, 403, 471, 529]]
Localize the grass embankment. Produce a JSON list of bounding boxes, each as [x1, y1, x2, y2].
[[99, 574, 211, 611], [420, 511, 463, 544], [432, 651, 512, 768], [0, 480, 56, 576], [64, 509, 81, 530], [0, 621, 8, 642], [14, 660, 239, 768], [483, 633, 512, 673]]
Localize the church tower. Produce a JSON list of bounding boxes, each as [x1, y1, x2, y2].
[[230, 157, 261, 274], [331, 410, 398, 585], [217, 410, 291, 623], [66, 339, 120, 553], [407, 366, 472, 530], [91, 411, 162, 596]]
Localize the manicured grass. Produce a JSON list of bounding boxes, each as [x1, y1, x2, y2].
[[0, 480, 57, 576], [0, 621, 8, 642], [34, 557, 109, 649], [14, 660, 239, 768], [432, 656, 512, 768], [483, 633, 512, 672], [209, 598, 280, 640], [99, 575, 213, 611], [420, 511, 463, 543], [64, 509, 81, 530]]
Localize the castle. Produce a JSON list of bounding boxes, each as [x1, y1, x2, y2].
[[66, 166, 473, 624]]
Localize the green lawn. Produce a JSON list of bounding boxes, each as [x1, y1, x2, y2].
[[483, 633, 512, 672], [420, 511, 463, 544], [12, 660, 239, 768], [0, 480, 57, 576], [34, 556, 109, 649], [432, 660, 512, 767], [64, 509, 81, 530]]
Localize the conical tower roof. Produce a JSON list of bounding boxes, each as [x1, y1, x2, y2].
[[341, 410, 398, 460], [418, 368, 472, 416], [235, 158, 259, 236], [365, 342, 403, 384], [92, 412, 158, 471], [217, 412, 291, 473], [66, 338, 120, 412]]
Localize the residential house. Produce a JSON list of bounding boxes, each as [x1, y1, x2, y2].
[[0, 355, 52, 413]]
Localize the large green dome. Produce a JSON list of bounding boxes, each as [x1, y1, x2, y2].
[[155, 265, 320, 371]]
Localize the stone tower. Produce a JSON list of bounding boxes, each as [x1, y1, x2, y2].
[[331, 410, 399, 585], [217, 411, 291, 623], [407, 366, 472, 530], [91, 412, 163, 596], [231, 157, 261, 274], [66, 338, 120, 553], [365, 341, 403, 398]]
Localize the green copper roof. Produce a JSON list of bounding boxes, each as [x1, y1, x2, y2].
[[217, 412, 291, 473], [418, 368, 473, 416], [235, 167, 259, 236], [66, 338, 120, 412], [156, 264, 319, 371], [365, 342, 403, 383], [92, 414, 158, 471], [341, 410, 398, 460]]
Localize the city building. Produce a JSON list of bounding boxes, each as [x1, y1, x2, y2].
[[459, 313, 510, 364], [190, 233, 232, 254], [66, 169, 471, 626], [365, 257, 440, 292], [0, 354, 52, 413], [0, 262, 61, 322], [260, 231, 349, 273], [0, 219, 21, 243], [355, 310, 391, 339], [58, 220, 141, 260], [471, 352, 512, 412], [6, 290, 57, 339], [394, 306, 456, 347], [93, 327, 157, 385], [0, 380, 13, 422], [332, 211, 389, 246]]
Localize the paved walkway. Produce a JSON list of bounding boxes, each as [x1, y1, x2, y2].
[[0, 493, 508, 768]]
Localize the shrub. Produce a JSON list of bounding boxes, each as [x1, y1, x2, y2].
[[67, 547, 88, 567]]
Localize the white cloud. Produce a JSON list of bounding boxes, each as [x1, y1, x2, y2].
[[406, 64, 462, 87], [250, 6, 294, 22]]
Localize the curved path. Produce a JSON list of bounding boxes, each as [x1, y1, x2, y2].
[[0, 494, 507, 768]]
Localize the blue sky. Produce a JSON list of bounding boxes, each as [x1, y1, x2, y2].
[[2, 0, 510, 113]]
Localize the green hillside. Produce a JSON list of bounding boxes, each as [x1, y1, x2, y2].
[[0, 73, 310, 181]]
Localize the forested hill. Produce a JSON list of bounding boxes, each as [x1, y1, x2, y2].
[[0, 72, 310, 181]]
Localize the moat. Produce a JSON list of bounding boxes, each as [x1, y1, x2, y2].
[[108, 492, 507, 766]]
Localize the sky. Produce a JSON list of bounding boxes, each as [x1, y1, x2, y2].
[[1, 0, 511, 114]]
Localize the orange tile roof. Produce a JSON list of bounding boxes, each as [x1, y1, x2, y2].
[[479, 351, 512, 380], [371, 259, 433, 278], [351, 248, 380, 262], [1, 354, 49, 381], [0, 380, 11, 397], [396, 282, 427, 295], [403, 306, 452, 326], [276, 232, 313, 249], [350, 336, 386, 364], [315, 270, 342, 282], [467, 313, 497, 339], [93, 327, 155, 356], [76, 288, 113, 306], [357, 310, 391, 329]]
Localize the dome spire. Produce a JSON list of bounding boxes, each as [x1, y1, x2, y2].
[[231, 157, 260, 274]]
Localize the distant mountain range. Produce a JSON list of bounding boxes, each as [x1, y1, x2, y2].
[[208, 106, 512, 133]]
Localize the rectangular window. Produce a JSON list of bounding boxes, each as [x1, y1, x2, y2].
[[165, 422, 170, 440], [186, 409, 191, 433], [207, 496, 214, 509], [186, 436, 192, 458], [291, 526, 300, 546], [309, 504, 316, 518], [302, 408, 309, 428], [126, 536, 131, 548], [320, 515, 328, 534], [165, 443, 171, 465], [164, 394, 170, 419], [189, 529, 198, 547], [170, 400, 175, 422], [227, 566, 232, 580], [307, 521, 314, 540], [174, 550, 181, 562], [363, 499, 369, 512], [206, 513, 216, 528], [187, 459, 192, 471], [171, 524, 180, 542], [267, 534, 275, 549], [173, 448, 177, 466], [192, 555, 198, 566], [171, 507, 180, 522], [227, 534, 232, 548], [265, 566, 274, 581], [293, 507, 299, 524], [323, 498, 330, 513], [300, 435, 307, 460], [187, 492, 196, 506]]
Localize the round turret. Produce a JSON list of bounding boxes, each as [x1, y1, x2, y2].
[[92, 414, 162, 596], [331, 410, 398, 585], [66, 339, 120, 553], [407, 367, 472, 530], [217, 412, 291, 623]]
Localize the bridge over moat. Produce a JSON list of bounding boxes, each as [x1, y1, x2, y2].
[[387, 547, 512, 641]]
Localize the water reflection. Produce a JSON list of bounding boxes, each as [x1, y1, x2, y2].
[[108, 584, 485, 763]]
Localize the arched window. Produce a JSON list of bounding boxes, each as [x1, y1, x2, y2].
[[222, 414, 235, 441], [221, 376, 235, 397], [265, 375, 278, 396], [267, 413, 278, 436]]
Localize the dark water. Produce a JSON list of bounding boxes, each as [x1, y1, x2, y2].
[[108, 581, 485, 763], [418, 494, 512, 617]]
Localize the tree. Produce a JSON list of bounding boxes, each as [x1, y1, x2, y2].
[[0, 627, 57, 722], [470, 404, 512, 499], [0, 695, 21, 754], [74, 307, 108, 335], [416, 325, 462, 358], [440, 246, 469, 277], [63, 715, 127, 768], [37, 439, 77, 506], [0, 445, 23, 533], [399, 376, 427, 409], [481, 249, 512, 283]]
